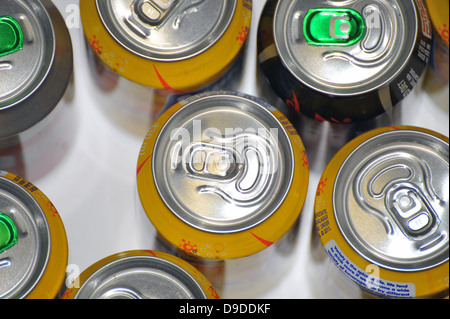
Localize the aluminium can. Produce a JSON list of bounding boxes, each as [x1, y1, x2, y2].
[[257, 0, 433, 171], [311, 126, 449, 299], [136, 91, 309, 298], [0, 170, 68, 299], [0, 0, 75, 181], [423, 0, 449, 110], [62, 250, 219, 299], [80, 0, 252, 137]]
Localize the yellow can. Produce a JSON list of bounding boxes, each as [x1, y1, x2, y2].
[[423, 0, 449, 109], [62, 250, 219, 299], [136, 91, 309, 298], [80, 0, 252, 136], [426, 0, 449, 82], [0, 171, 68, 299], [312, 126, 449, 298]]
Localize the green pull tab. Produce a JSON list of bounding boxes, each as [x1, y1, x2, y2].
[[303, 8, 365, 46], [0, 16, 24, 58], [0, 212, 18, 254]]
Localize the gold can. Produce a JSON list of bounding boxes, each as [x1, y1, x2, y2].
[[62, 250, 219, 299], [423, 0, 449, 111], [136, 91, 309, 298], [80, 0, 252, 136], [312, 126, 449, 298]]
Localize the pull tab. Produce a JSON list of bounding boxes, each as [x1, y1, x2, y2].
[[183, 142, 241, 181], [303, 8, 365, 46], [388, 185, 439, 238], [132, 0, 179, 26], [0, 16, 24, 58], [173, 132, 277, 207], [0, 212, 18, 254]]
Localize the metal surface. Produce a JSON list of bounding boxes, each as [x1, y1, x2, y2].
[[333, 130, 449, 272], [74, 255, 207, 299], [257, 0, 433, 172], [0, 0, 74, 181], [152, 93, 294, 233], [24, 0, 447, 300], [0, 15, 24, 58], [0, 0, 73, 138], [274, 0, 417, 96], [0, 175, 50, 299], [0, 0, 54, 111], [258, 0, 432, 125], [96, 0, 236, 61]]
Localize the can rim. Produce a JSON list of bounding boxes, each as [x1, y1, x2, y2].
[[137, 91, 309, 260], [95, 0, 236, 62], [333, 129, 449, 272], [0, 174, 50, 298], [64, 250, 219, 299], [315, 126, 449, 298], [151, 92, 295, 233], [0, 171, 68, 299], [80, 0, 251, 90], [0, 0, 55, 110], [0, 0, 73, 138], [272, 0, 420, 97], [75, 255, 207, 299]]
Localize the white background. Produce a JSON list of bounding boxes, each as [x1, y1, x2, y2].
[[35, 0, 449, 298]]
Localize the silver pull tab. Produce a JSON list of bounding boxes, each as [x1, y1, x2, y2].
[[132, 0, 179, 25], [389, 185, 438, 237], [183, 142, 241, 180], [172, 131, 277, 207], [329, 15, 351, 40]]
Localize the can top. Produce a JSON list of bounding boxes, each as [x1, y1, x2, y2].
[[273, 0, 420, 96], [0, 174, 51, 299], [96, 0, 236, 61], [74, 255, 207, 299], [0, 0, 72, 139], [333, 129, 449, 272], [0, 0, 54, 110], [152, 92, 294, 233]]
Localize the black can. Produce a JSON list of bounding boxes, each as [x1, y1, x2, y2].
[[257, 0, 432, 169]]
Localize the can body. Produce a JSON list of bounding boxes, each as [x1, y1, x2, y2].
[[62, 250, 219, 299], [312, 126, 449, 298], [423, 0, 449, 110], [0, 0, 75, 181], [0, 170, 68, 299], [136, 91, 309, 298], [257, 0, 432, 170], [80, 0, 252, 137]]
